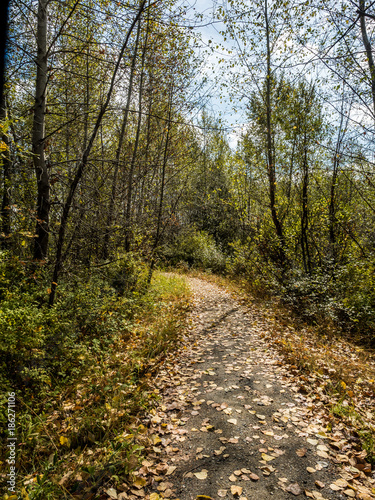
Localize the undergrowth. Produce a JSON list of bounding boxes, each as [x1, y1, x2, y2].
[[0, 256, 190, 500]]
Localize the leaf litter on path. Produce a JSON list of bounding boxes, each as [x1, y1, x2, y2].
[[120, 276, 375, 500]]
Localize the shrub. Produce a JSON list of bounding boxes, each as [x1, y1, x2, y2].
[[160, 228, 227, 272]]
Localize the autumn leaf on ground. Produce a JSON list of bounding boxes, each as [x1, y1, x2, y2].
[[231, 485, 243, 496], [194, 470, 208, 480], [286, 483, 302, 496], [296, 448, 307, 457]]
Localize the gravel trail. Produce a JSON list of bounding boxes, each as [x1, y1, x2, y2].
[[143, 277, 374, 500]]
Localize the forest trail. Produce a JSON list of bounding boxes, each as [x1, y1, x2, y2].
[[138, 276, 375, 500]]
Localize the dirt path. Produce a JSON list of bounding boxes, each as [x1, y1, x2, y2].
[[135, 277, 374, 500]]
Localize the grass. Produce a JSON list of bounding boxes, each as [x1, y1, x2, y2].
[[0, 271, 191, 500]]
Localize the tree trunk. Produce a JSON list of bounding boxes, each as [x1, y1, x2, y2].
[[103, 17, 142, 259], [0, 95, 11, 248], [49, 0, 146, 306], [359, 0, 375, 118], [124, 13, 150, 252], [264, 0, 286, 264], [32, 0, 50, 261], [301, 141, 311, 274], [147, 86, 173, 284]]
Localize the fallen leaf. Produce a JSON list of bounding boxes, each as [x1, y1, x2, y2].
[[194, 470, 208, 480], [261, 453, 276, 462], [315, 480, 325, 489], [296, 448, 307, 457], [217, 490, 227, 498], [307, 438, 318, 446], [286, 483, 302, 496], [166, 466, 176, 476], [133, 478, 147, 489], [334, 478, 348, 488], [231, 485, 243, 496], [329, 484, 341, 491], [228, 418, 237, 425]]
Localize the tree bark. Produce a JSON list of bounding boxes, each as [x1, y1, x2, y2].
[[359, 0, 375, 118], [103, 18, 142, 258], [124, 13, 150, 252], [264, 0, 286, 264], [32, 0, 50, 261], [49, 0, 146, 306], [0, 95, 11, 248]]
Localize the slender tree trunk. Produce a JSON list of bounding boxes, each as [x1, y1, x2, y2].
[[124, 13, 150, 252], [147, 88, 173, 284], [301, 141, 311, 274], [359, 0, 375, 118], [0, 95, 11, 248], [102, 18, 142, 259], [32, 0, 50, 261], [264, 0, 285, 264], [49, 0, 146, 306]]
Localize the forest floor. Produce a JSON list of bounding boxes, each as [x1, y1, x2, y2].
[[120, 275, 375, 500]]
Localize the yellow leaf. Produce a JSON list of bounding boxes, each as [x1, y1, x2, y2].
[[341, 381, 347, 390], [261, 453, 276, 462], [194, 470, 208, 480], [151, 434, 161, 445], [59, 436, 70, 446], [231, 485, 243, 496], [133, 478, 147, 489], [150, 494, 160, 500]]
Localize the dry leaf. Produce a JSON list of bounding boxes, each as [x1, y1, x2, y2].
[[194, 470, 208, 480], [105, 489, 118, 499], [217, 490, 227, 498], [296, 448, 307, 457], [231, 485, 243, 496], [307, 438, 318, 446], [166, 466, 176, 476], [286, 483, 302, 496], [228, 418, 237, 425]]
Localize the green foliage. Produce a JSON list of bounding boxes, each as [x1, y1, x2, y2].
[[160, 227, 227, 273], [104, 253, 149, 296], [0, 258, 190, 497]]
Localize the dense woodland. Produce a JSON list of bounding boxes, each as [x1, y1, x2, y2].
[[1, 0, 375, 496]]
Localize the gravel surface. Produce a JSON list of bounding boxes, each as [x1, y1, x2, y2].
[[145, 277, 374, 500]]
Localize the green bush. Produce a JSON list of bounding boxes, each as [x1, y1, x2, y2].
[[0, 253, 151, 396], [226, 238, 282, 296], [160, 227, 227, 272]]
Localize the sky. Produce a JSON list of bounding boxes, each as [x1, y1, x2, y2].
[[185, 0, 247, 148]]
